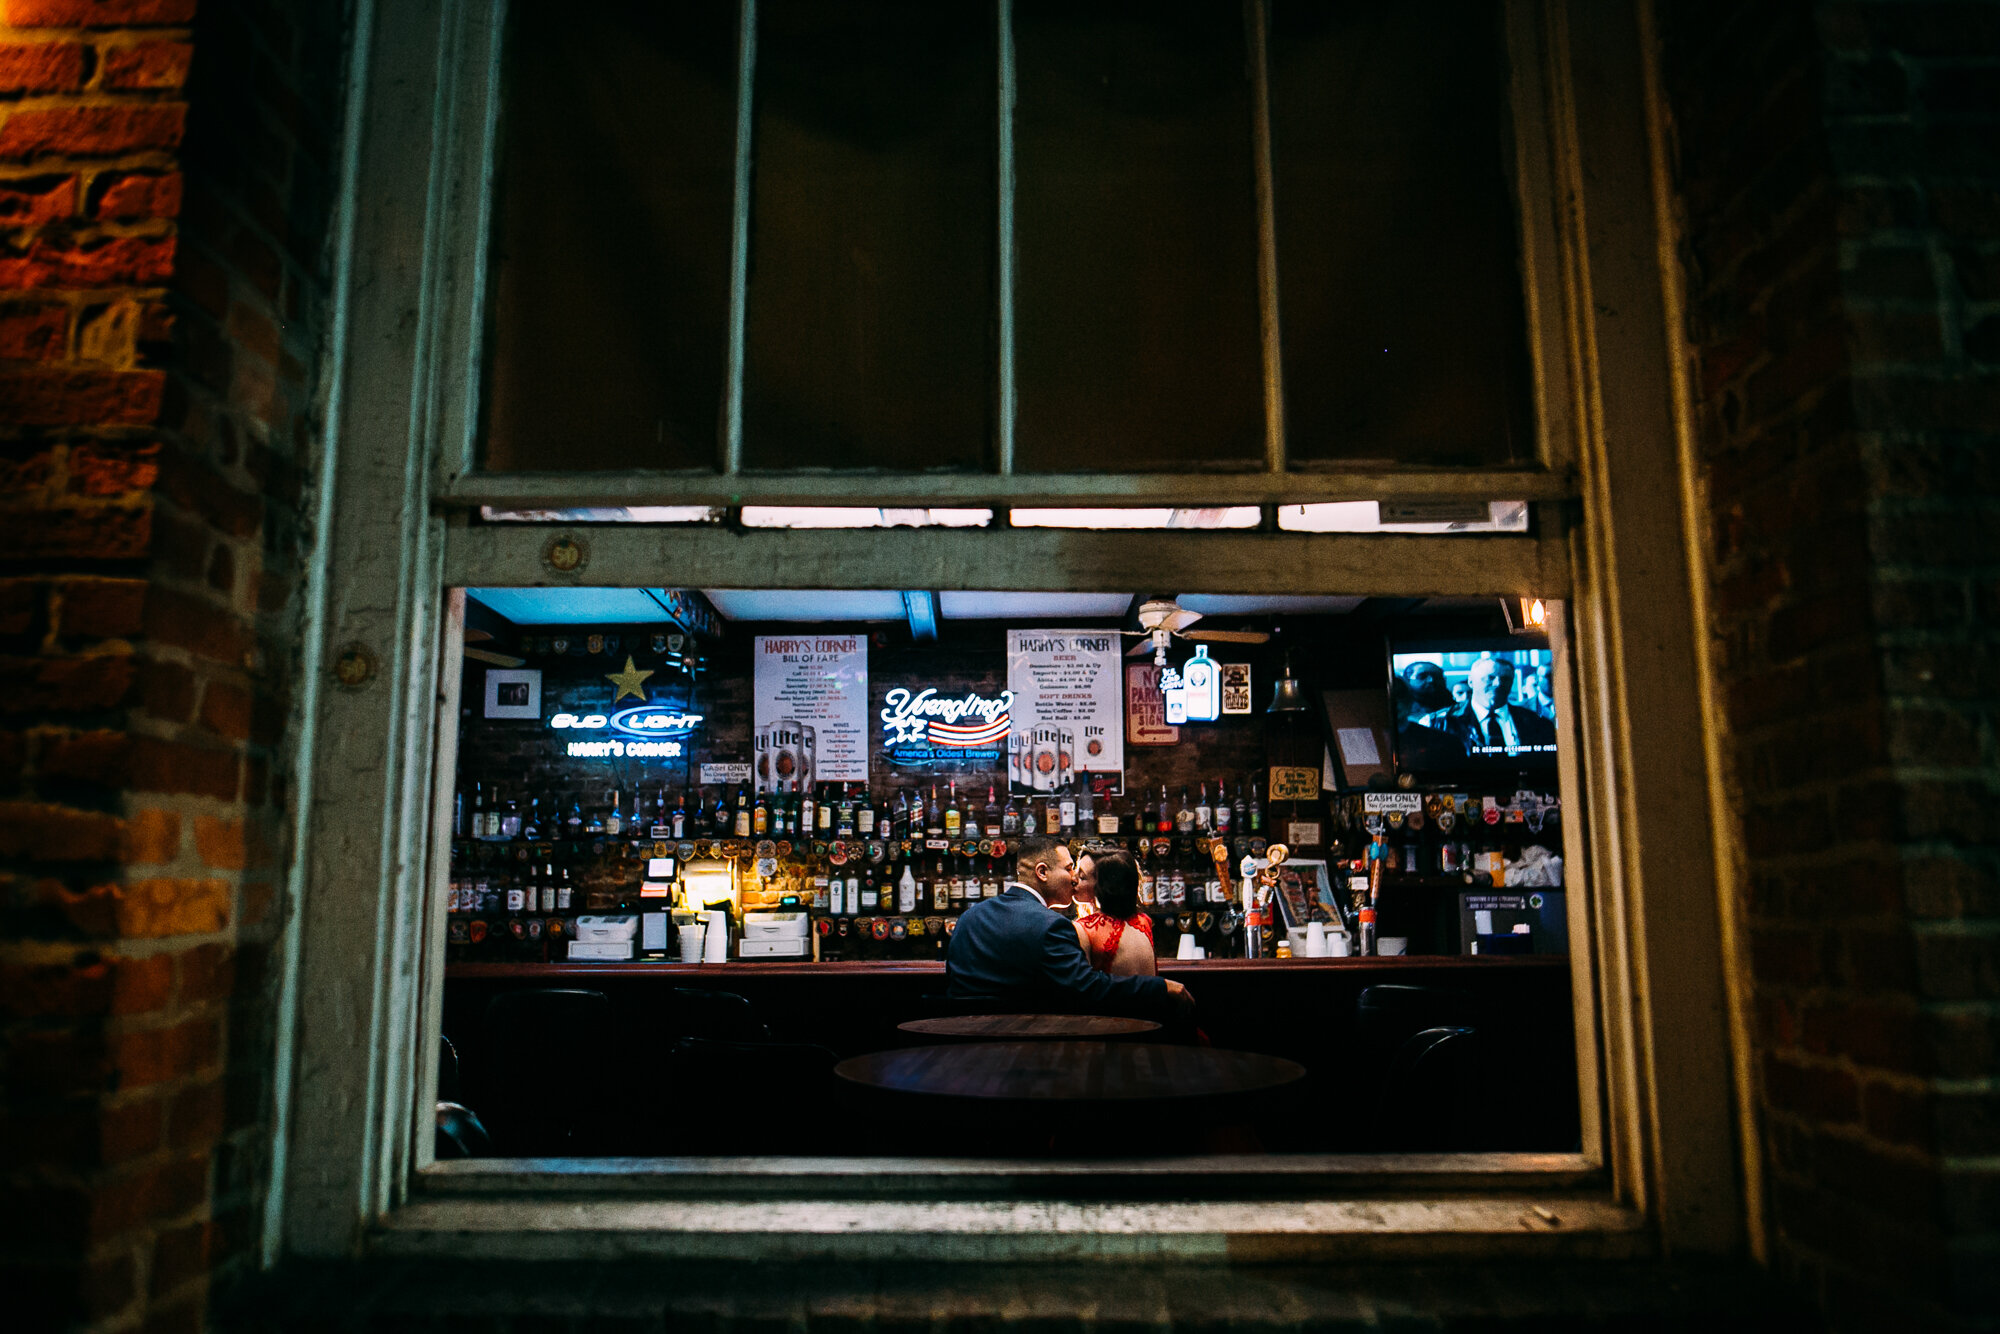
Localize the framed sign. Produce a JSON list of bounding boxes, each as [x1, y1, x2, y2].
[[1125, 663, 1179, 746], [1268, 765, 1320, 801], [483, 668, 541, 719], [1221, 662, 1252, 715]]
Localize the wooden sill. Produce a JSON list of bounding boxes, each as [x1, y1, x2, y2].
[[377, 1155, 1643, 1263]]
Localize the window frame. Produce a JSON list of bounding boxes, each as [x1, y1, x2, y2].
[[263, 0, 1758, 1266]]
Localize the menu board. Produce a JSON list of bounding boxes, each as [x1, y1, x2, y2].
[[1007, 628, 1125, 793], [753, 634, 869, 785]]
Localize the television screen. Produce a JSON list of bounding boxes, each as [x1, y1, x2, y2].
[[1389, 641, 1556, 773]]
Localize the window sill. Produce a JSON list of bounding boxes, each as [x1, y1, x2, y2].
[[378, 1155, 1645, 1262]]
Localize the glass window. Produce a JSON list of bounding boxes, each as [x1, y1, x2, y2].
[[1012, 0, 1266, 472], [1009, 507, 1261, 529], [1267, 0, 1534, 465], [741, 0, 999, 470], [482, 0, 739, 472], [1279, 501, 1529, 533]]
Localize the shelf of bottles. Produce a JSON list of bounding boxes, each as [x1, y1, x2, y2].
[[444, 777, 1279, 963]]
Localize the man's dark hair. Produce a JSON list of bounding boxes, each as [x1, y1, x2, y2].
[[1013, 835, 1066, 875], [1089, 850, 1140, 918]]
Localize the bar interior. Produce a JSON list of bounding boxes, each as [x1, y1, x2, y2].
[[437, 587, 1582, 1158]]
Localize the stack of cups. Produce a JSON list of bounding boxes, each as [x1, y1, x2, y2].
[[677, 918, 705, 963], [1305, 921, 1328, 957]]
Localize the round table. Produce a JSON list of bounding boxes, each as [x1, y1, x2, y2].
[[897, 1014, 1161, 1040], [836, 1040, 1305, 1103]]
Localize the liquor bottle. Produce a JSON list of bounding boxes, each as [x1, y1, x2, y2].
[[733, 787, 751, 838], [857, 787, 876, 837], [800, 785, 817, 838], [566, 800, 584, 836], [1044, 789, 1061, 837], [1021, 799, 1038, 836], [1249, 781, 1263, 833], [1095, 789, 1119, 836], [584, 795, 605, 836], [1195, 782, 1212, 832], [845, 869, 862, 915], [1175, 787, 1194, 833], [671, 788, 687, 839], [1077, 784, 1094, 834], [943, 782, 962, 837], [858, 870, 877, 912], [1059, 785, 1077, 834], [605, 789, 624, 838], [984, 786, 1001, 838], [982, 860, 1000, 898], [828, 871, 846, 916], [925, 785, 942, 837], [523, 796, 541, 841], [711, 789, 728, 835], [1002, 790, 1020, 836], [1157, 785, 1172, 834], [1137, 869, 1155, 908], [752, 786, 769, 837], [1213, 780, 1232, 834], [898, 862, 917, 913], [454, 784, 469, 839]]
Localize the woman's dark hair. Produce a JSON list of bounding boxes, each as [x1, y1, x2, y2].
[[1090, 850, 1141, 918]]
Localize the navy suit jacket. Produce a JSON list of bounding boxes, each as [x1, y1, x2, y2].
[[945, 885, 1173, 1019]]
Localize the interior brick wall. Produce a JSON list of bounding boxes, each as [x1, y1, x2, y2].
[[0, 1, 346, 1330], [1658, 3, 1999, 1328]]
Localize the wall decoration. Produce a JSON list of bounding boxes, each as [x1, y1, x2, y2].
[[1125, 663, 1179, 746], [1007, 628, 1124, 793], [604, 655, 654, 702], [483, 668, 542, 719], [879, 685, 1012, 768], [1221, 661, 1252, 715], [754, 634, 869, 784]]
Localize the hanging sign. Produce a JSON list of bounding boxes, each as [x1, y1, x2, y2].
[[1007, 629, 1125, 794], [1125, 663, 1179, 746], [754, 635, 869, 784], [878, 685, 1012, 769], [1268, 765, 1321, 801]]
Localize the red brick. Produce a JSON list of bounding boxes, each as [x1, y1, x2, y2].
[[1765, 1053, 1861, 1125], [0, 171, 76, 224], [0, 104, 185, 159], [141, 587, 248, 665], [0, 576, 41, 634], [173, 941, 230, 1002], [98, 1096, 163, 1165], [0, 800, 122, 860], [157, 448, 260, 537], [0, 233, 175, 287], [0, 369, 163, 427], [109, 951, 171, 1014], [8, 1024, 108, 1096], [127, 736, 236, 798], [1862, 1079, 1933, 1150], [0, 954, 110, 1016], [39, 727, 132, 782], [53, 575, 146, 637], [137, 658, 193, 723], [189, 813, 243, 868], [196, 680, 249, 741], [0, 300, 68, 359], [66, 441, 160, 497], [114, 876, 229, 938], [1, 0, 197, 22], [165, 1077, 223, 1151], [148, 1218, 207, 1297], [0, 504, 149, 562], [91, 169, 180, 220], [0, 650, 138, 709], [99, 38, 190, 90], [83, 1152, 210, 1246], [0, 40, 86, 91], [108, 1014, 218, 1090], [122, 806, 178, 863]]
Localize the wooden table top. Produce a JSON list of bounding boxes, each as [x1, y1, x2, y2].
[[835, 1041, 1305, 1103], [896, 1014, 1162, 1039]]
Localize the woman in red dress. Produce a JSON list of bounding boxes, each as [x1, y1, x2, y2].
[[1072, 850, 1155, 976]]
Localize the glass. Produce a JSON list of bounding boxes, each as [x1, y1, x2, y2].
[[1013, 0, 1265, 472], [741, 0, 998, 470], [1267, 0, 1534, 466], [482, 0, 740, 472]]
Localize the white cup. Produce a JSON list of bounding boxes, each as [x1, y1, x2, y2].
[[1305, 922, 1328, 957], [1176, 933, 1199, 959], [677, 919, 705, 963], [1330, 932, 1351, 957], [1379, 936, 1408, 957]]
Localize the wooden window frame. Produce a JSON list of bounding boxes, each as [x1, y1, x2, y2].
[[262, 0, 1759, 1269]]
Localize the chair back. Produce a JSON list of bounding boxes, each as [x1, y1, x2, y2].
[[481, 988, 616, 1154]]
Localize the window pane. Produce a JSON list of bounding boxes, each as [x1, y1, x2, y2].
[[482, 0, 739, 472], [1268, 0, 1534, 466], [1013, 0, 1265, 473], [741, 0, 998, 470], [1278, 501, 1529, 533], [739, 507, 993, 528], [1008, 507, 1261, 529]]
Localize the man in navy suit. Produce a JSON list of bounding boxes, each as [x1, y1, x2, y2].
[[946, 836, 1192, 1021]]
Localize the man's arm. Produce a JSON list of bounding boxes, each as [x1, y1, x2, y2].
[[1035, 915, 1187, 1020]]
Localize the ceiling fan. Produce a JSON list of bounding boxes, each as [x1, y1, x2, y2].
[[1122, 597, 1270, 666], [463, 627, 525, 668]]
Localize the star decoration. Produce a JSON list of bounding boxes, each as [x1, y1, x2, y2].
[[605, 656, 654, 703]]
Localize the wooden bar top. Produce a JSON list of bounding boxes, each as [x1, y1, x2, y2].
[[445, 955, 1568, 980]]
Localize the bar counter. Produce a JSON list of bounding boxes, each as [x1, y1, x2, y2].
[[446, 955, 1567, 979]]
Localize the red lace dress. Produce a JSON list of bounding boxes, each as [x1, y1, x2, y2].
[[1077, 912, 1155, 972]]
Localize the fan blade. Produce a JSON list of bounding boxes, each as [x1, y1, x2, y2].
[[464, 628, 496, 644], [1126, 640, 1156, 657], [1163, 607, 1204, 632], [1184, 628, 1269, 644], [465, 647, 527, 667]]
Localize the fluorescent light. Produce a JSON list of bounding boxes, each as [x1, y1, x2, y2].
[[739, 507, 993, 528], [1277, 501, 1529, 533], [1008, 507, 1261, 529]]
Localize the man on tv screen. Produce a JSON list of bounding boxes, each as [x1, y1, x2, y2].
[[1432, 656, 1556, 758]]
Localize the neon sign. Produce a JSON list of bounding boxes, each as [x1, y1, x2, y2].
[[565, 739, 683, 759], [1157, 646, 1221, 724], [879, 687, 1012, 748], [549, 706, 704, 737]]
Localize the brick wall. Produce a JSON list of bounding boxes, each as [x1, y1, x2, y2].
[[0, 1, 346, 1330], [1659, 2, 1999, 1329]]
